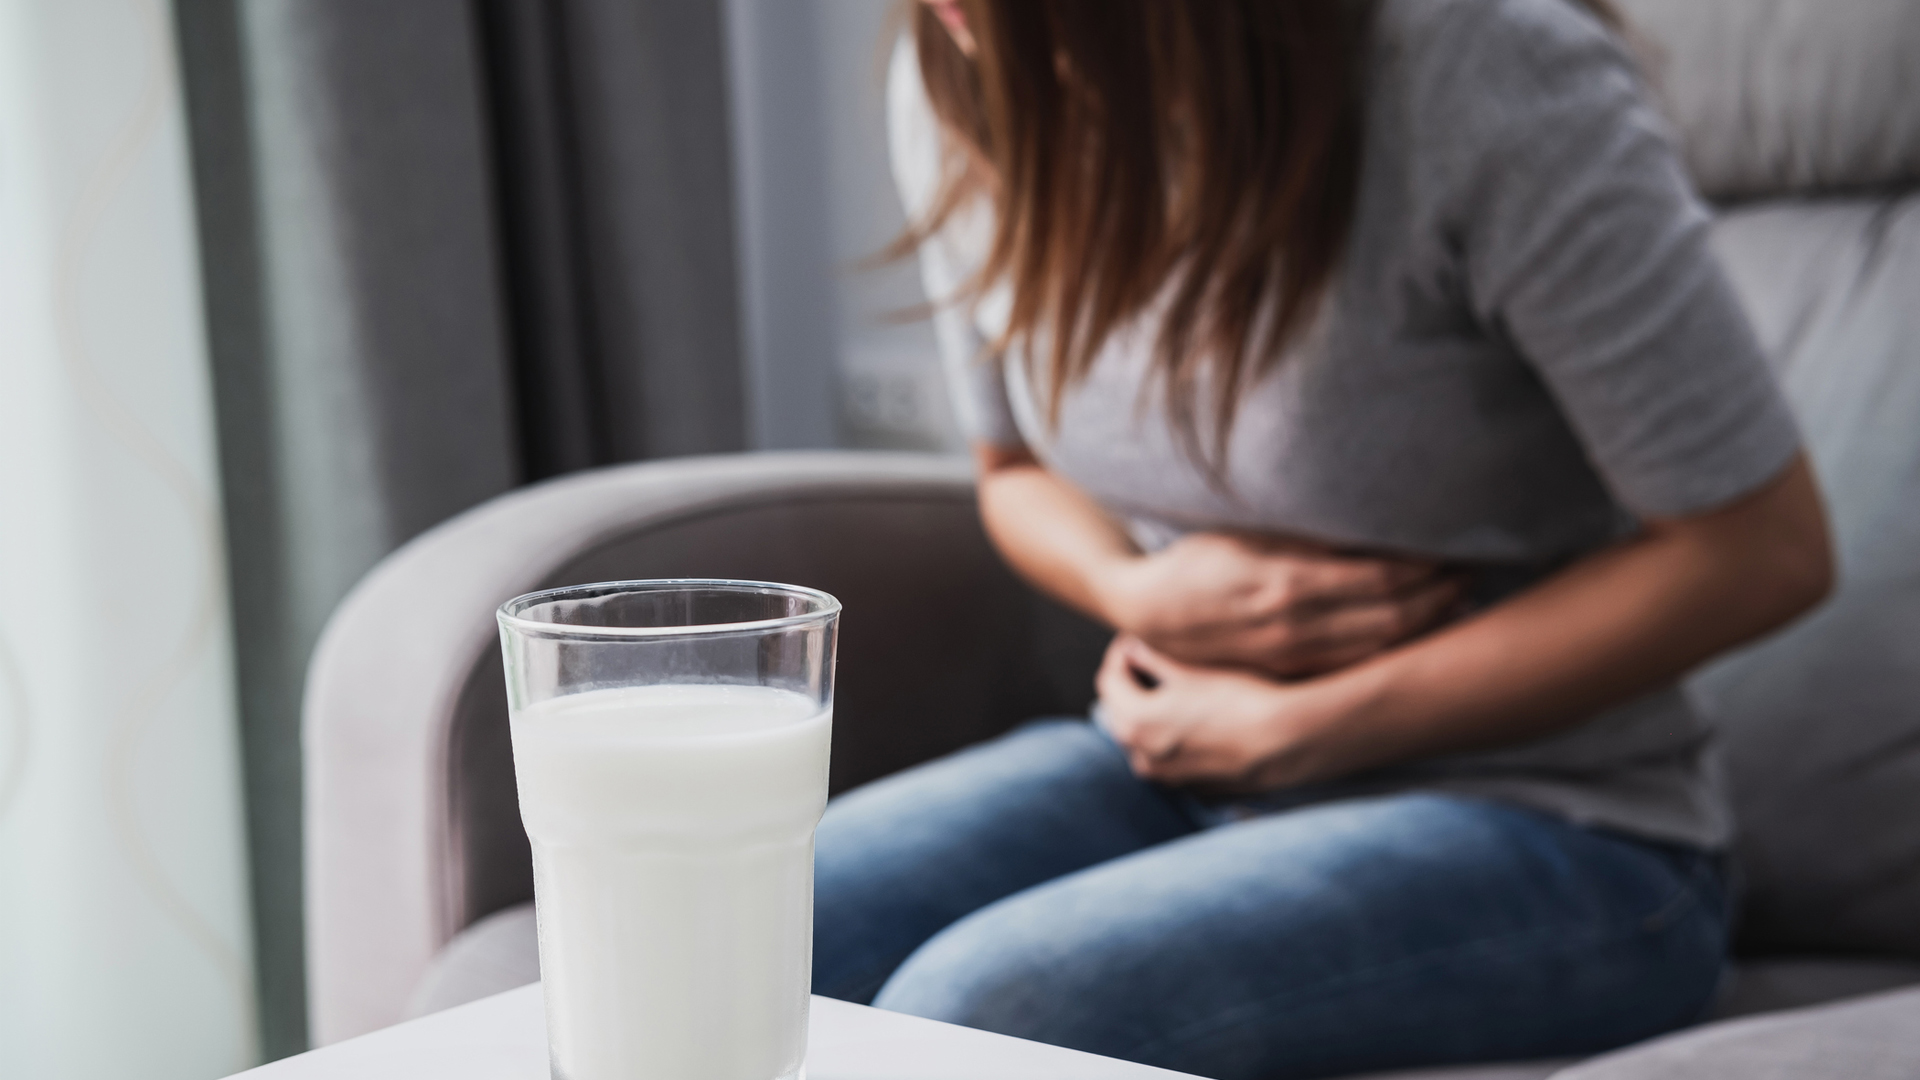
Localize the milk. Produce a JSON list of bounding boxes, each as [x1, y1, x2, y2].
[[511, 683, 832, 1080]]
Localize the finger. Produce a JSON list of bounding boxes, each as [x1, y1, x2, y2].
[[1113, 715, 1170, 776], [1256, 582, 1467, 677], [1095, 646, 1141, 709], [1130, 739, 1231, 787], [1096, 643, 1165, 741], [1258, 639, 1388, 679], [1223, 601, 1397, 669], [1100, 696, 1183, 777], [1387, 566, 1468, 599], [1288, 575, 1465, 653], [1106, 635, 1162, 689], [1127, 732, 1181, 776], [1142, 732, 1181, 761], [1147, 558, 1445, 666], [1388, 574, 1469, 640], [1141, 623, 1327, 677], [1117, 635, 1175, 678], [1099, 635, 1127, 675], [1271, 555, 1441, 610], [1132, 713, 1183, 761]]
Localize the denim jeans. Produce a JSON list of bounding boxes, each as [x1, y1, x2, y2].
[[813, 720, 1729, 1080]]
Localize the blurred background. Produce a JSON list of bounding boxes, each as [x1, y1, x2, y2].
[[0, 0, 952, 1076], [9, 1, 1920, 1079]]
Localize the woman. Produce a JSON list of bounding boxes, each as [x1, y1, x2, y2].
[[815, 1, 1833, 1077]]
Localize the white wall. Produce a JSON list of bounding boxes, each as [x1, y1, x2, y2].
[[0, 0, 258, 1076], [726, 0, 961, 452]]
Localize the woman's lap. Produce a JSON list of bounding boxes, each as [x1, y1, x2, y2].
[[813, 719, 1203, 1003], [814, 720, 1728, 1080]]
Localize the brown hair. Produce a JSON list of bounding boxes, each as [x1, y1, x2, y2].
[[899, 0, 1622, 471]]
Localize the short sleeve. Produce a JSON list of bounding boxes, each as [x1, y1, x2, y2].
[[885, 37, 1027, 450], [1433, 0, 1799, 518]]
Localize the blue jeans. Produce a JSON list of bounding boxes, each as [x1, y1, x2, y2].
[[813, 720, 1728, 1080]]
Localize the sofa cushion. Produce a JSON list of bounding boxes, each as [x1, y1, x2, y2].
[[1709, 957, 1920, 1021], [1552, 985, 1920, 1080], [404, 903, 540, 1020], [443, 483, 1111, 947], [1694, 195, 1920, 958], [1343, 1063, 1567, 1080], [1613, 0, 1920, 201], [409, 900, 1577, 1078], [407, 906, 1920, 1080]]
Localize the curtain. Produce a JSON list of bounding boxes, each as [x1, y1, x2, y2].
[[164, 0, 936, 1060], [172, 0, 526, 1058], [0, 1, 257, 1077], [172, 0, 759, 1057], [477, 0, 751, 473], [725, 0, 957, 452]]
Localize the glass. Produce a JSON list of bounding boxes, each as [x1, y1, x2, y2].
[[498, 580, 840, 1080]]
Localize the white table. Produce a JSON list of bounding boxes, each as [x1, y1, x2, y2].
[[225, 985, 1199, 1079]]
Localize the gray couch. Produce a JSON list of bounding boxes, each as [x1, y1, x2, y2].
[[302, 0, 1920, 1075]]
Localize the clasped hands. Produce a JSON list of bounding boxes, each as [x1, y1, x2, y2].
[[1092, 531, 1463, 791]]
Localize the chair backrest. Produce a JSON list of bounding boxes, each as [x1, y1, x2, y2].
[[1617, 0, 1920, 958], [306, 1, 1920, 1044], [303, 452, 1106, 1043], [445, 484, 1108, 937]]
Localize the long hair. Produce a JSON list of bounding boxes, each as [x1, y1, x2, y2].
[[898, 0, 1623, 472]]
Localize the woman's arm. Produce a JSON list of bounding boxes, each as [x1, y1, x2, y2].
[[973, 442, 1142, 623], [1097, 455, 1834, 786], [975, 443, 1463, 678]]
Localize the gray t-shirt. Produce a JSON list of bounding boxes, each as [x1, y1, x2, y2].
[[888, 0, 1800, 848]]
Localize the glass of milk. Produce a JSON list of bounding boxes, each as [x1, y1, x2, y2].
[[497, 579, 839, 1080]]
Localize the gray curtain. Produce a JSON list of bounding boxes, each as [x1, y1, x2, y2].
[[172, 0, 748, 1057], [477, 0, 748, 473]]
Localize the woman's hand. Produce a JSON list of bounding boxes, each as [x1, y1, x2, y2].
[[1100, 532, 1463, 678], [1095, 635, 1351, 790], [974, 444, 1460, 680], [1096, 456, 1835, 795]]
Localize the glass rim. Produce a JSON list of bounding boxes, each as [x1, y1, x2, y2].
[[496, 578, 842, 641]]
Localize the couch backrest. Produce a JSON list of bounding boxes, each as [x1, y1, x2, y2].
[[446, 492, 1108, 932], [304, 452, 1109, 1043], [1698, 198, 1920, 957], [1615, 0, 1920, 202], [1614, 0, 1920, 957]]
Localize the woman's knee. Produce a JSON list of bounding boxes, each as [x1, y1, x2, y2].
[[819, 720, 1121, 869], [814, 718, 1179, 1006], [817, 719, 1170, 871], [869, 899, 1111, 1043], [865, 858, 1193, 1058], [826, 719, 1111, 812]]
